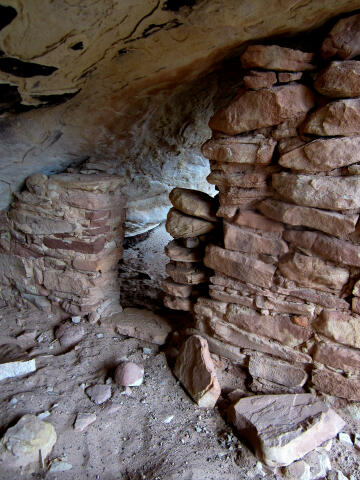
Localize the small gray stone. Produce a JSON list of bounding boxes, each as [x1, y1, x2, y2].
[[85, 385, 111, 405], [0, 359, 36, 381], [74, 413, 96, 432], [49, 460, 73, 472]]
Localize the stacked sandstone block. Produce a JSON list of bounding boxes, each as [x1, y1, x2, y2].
[[195, 14, 360, 401], [163, 187, 219, 312], [0, 173, 125, 321]]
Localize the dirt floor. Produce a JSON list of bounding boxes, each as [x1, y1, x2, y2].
[[0, 304, 359, 480]]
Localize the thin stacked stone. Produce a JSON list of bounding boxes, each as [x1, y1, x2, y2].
[[0, 173, 125, 321], [194, 15, 360, 402], [163, 187, 219, 312]]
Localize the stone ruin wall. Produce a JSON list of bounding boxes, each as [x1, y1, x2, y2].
[[163, 14, 360, 403]]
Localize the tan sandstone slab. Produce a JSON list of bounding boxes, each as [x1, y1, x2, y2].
[[166, 261, 209, 285], [228, 394, 345, 467], [207, 169, 268, 188], [166, 208, 215, 238], [241, 45, 315, 71], [243, 70, 277, 90], [312, 369, 360, 401], [278, 136, 360, 172], [224, 221, 287, 256], [278, 252, 349, 292], [165, 239, 203, 262], [303, 98, 360, 136], [313, 341, 360, 374], [314, 309, 360, 349], [258, 198, 358, 237], [209, 84, 314, 135], [272, 172, 360, 211], [321, 13, 360, 60], [284, 229, 360, 267], [161, 278, 196, 298], [201, 135, 276, 164], [174, 335, 221, 408], [204, 244, 276, 288], [248, 353, 308, 388], [230, 209, 284, 232], [169, 188, 217, 222], [314, 61, 360, 98]]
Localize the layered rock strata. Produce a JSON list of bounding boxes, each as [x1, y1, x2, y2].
[[0, 173, 125, 320], [188, 15, 360, 402]]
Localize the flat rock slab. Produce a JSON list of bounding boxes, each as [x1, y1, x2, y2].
[[313, 341, 360, 374], [166, 208, 215, 238], [321, 13, 360, 59], [0, 358, 36, 381], [166, 261, 209, 285], [248, 353, 308, 388], [243, 70, 277, 90], [169, 188, 217, 222], [241, 45, 315, 71], [110, 308, 172, 345], [163, 294, 193, 311], [174, 335, 220, 408], [314, 61, 360, 98], [314, 309, 360, 349], [209, 84, 314, 135], [228, 394, 345, 467], [312, 369, 360, 401], [165, 240, 203, 262]]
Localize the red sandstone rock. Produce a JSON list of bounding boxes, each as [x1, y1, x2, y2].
[[85, 385, 111, 405], [284, 230, 360, 267], [312, 369, 360, 401], [166, 261, 209, 285], [272, 172, 360, 211], [228, 394, 345, 467], [72, 249, 122, 273], [204, 244, 276, 288], [321, 14, 360, 59], [243, 70, 277, 90], [258, 198, 358, 237], [231, 209, 284, 232], [209, 84, 314, 135], [183, 237, 200, 248], [173, 335, 221, 408], [219, 186, 273, 205], [223, 221, 288, 256], [43, 236, 105, 254], [241, 45, 315, 71], [277, 137, 308, 155], [163, 294, 193, 311], [248, 353, 308, 388], [278, 72, 303, 82], [55, 323, 85, 348], [201, 135, 276, 164], [209, 284, 254, 308], [278, 252, 349, 292], [279, 136, 360, 172], [313, 341, 360, 374], [166, 208, 215, 238], [161, 277, 198, 298], [207, 169, 268, 188], [303, 99, 360, 136], [169, 188, 217, 222], [165, 240, 202, 262], [271, 113, 308, 139], [352, 296, 360, 314], [254, 295, 316, 317], [114, 362, 144, 387], [314, 310, 360, 348], [314, 61, 360, 98], [249, 377, 304, 395]]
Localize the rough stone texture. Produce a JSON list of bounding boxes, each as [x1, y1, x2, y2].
[[0, 414, 57, 469], [165, 240, 203, 263], [166, 261, 209, 285], [161, 278, 196, 298], [314, 61, 360, 98], [313, 340, 360, 373], [241, 45, 315, 71], [278, 136, 360, 172], [228, 394, 345, 467], [74, 413, 97, 432], [258, 199, 358, 237], [163, 294, 193, 311], [272, 172, 360, 211], [85, 385, 111, 405], [278, 72, 303, 82], [56, 323, 85, 349], [321, 13, 360, 59], [166, 208, 215, 238], [312, 369, 360, 401], [169, 188, 217, 222], [303, 98, 360, 136], [0, 359, 36, 381], [209, 84, 314, 135], [243, 70, 277, 90], [173, 335, 221, 408], [314, 310, 360, 348], [114, 362, 144, 387], [248, 354, 308, 388]]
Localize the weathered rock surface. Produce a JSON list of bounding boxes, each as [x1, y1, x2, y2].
[[272, 172, 360, 210], [85, 385, 111, 405], [166, 261, 209, 285], [314, 310, 360, 348], [314, 61, 360, 98], [241, 45, 315, 71], [278, 72, 303, 82], [248, 354, 308, 388], [169, 188, 217, 222], [321, 13, 360, 59], [166, 208, 215, 238], [0, 358, 36, 381], [313, 341, 360, 373], [278, 136, 360, 172], [161, 278, 194, 298], [114, 362, 144, 387], [163, 294, 193, 311], [209, 84, 314, 135], [228, 394, 345, 467], [258, 198, 358, 237], [174, 335, 221, 408], [224, 208, 284, 232], [165, 240, 202, 262], [55, 323, 85, 349], [0, 414, 57, 469], [312, 369, 360, 401], [74, 413, 97, 432], [303, 99, 360, 136], [243, 70, 277, 90]]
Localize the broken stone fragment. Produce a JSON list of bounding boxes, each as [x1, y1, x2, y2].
[[0, 414, 57, 469], [312, 369, 360, 401], [248, 353, 308, 388], [174, 335, 220, 408], [241, 45, 315, 71], [321, 13, 360, 59], [166, 208, 215, 239], [166, 261, 209, 285], [313, 341, 360, 374], [169, 188, 217, 222], [314, 310, 360, 349], [228, 394, 345, 467], [114, 361, 144, 387], [0, 358, 36, 381], [163, 294, 193, 311], [303, 99, 360, 136], [161, 278, 194, 298], [165, 240, 202, 262], [85, 385, 111, 405], [55, 323, 85, 349], [229, 209, 284, 232], [278, 72, 303, 82], [314, 61, 360, 98], [207, 169, 269, 189], [272, 172, 360, 211], [73, 413, 97, 432], [209, 84, 314, 135], [243, 70, 277, 90], [250, 377, 305, 395], [278, 136, 360, 173], [201, 134, 276, 164], [219, 186, 273, 206]]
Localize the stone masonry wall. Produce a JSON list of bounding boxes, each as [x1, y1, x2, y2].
[[164, 13, 360, 402]]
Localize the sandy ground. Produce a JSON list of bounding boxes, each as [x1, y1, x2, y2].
[[0, 304, 359, 480]]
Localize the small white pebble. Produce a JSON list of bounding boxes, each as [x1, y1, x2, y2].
[[142, 347, 152, 355], [163, 415, 174, 424], [96, 333, 104, 339], [71, 316, 81, 324], [339, 432, 353, 446], [9, 397, 18, 405], [37, 411, 51, 420]]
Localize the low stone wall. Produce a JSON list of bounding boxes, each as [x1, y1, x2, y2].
[[164, 13, 360, 402], [0, 173, 125, 321]]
